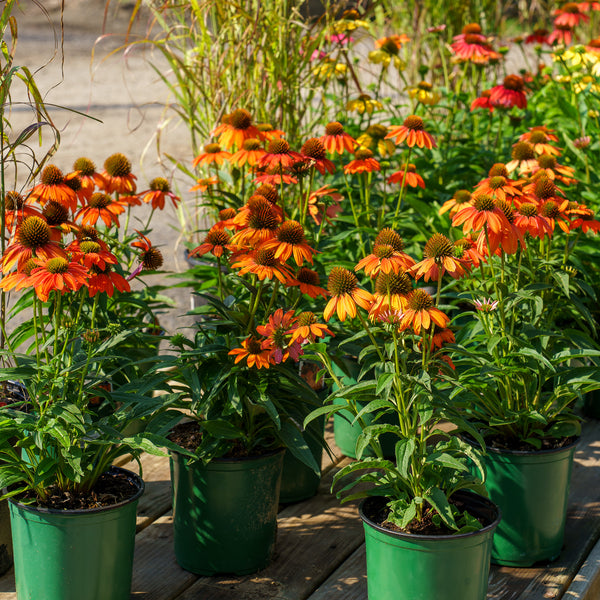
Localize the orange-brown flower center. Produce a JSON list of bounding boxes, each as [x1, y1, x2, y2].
[[297, 311, 317, 326], [18, 216, 51, 248], [488, 163, 509, 177], [407, 288, 434, 311], [327, 267, 358, 296], [219, 208, 236, 220], [23, 258, 38, 276], [301, 138, 326, 160], [375, 228, 405, 251], [204, 143, 222, 154], [141, 247, 164, 270], [354, 148, 374, 160], [267, 138, 290, 155], [541, 200, 560, 219], [417, 81, 433, 90], [104, 153, 132, 177], [379, 37, 400, 55], [45, 257, 70, 274], [403, 115, 424, 131], [528, 131, 548, 144], [489, 176, 506, 189], [373, 244, 395, 259], [511, 141, 535, 161], [325, 122, 344, 136], [229, 108, 253, 130], [562, 2, 581, 13], [297, 267, 320, 286], [89, 193, 112, 209], [375, 270, 412, 295], [365, 124, 388, 139], [473, 194, 496, 212], [537, 154, 557, 169], [78, 226, 100, 242], [495, 199, 514, 223], [254, 247, 278, 267], [453, 190, 472, 204], [465, 34, 486, 44], [518, 203, 539, 217], [65, 175, 82, 192], [462, 23, 482, 35], [149, 177, 170, 192], [534, 177, 556, 199], [73, 157, 96, 177], [41, 165, 64, 186], [42, 201, 69, 225], [503, 75, 524, 91], [205, 229, 231, 246], [248, 203, 279, 231], [80, 240, 102, 254], [277, 220, 305, 245], [242, 138, 261, 151], [254, 184, 278, 203], [246, 337, 264, 355], [5, 191, 24, 211], [424, 233, 454, 258]]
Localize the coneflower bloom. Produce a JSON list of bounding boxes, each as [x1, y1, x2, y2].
[[548, 24, 574, 46], [212, 109, 261, 150], [356, 124, 395, 157], [399, 288, 449, 335], [529, 154, 576, 185], [301, 138, 336, 174], [514, 202, 554, 239], [230, 138, 266, 168], [430, 327, 456, 350], [570, 205, 600, 233], [453, 235, 485, 269], [369, 35, 410, 69], [307, 186, 343, 226], [87, 264, 131, 297], [452, 193, 510, 235], [474, 167, 522, 202], [473, 297, 499, 312], [506, 141, 538, 174], [252, 164, 298, 186], [553, 3, 589, 27], [2, 216, 65, 272], [540, 198, 571, 233], [130, 232, 164, 276], [231, 247, 294, 283], [72, 157, 106, 198], [410, 233, 466, 281], [292, 267, 328, 298], [470, 90, 495, 112], [255, 122, 286, 142], [0, 257, 37, 293], [189, 226, 234, 258], [41, 200, 72, 239], [258, 138, 303, 170], [231, 197, 281, 245], [228, 336, 272, 369], [525, 29, 550, 44], [369, 270, 413, 319], [343, 147, 381, 174], [324, 266, 373, 321], [101, 153, 137, 195], [355, 243, 415, 277], [28, 165, 78, 211], [519, 126, 560, 154], [521, 172, 565, 202], [28, 257, 89, 302], [67, 238, 117, 270], [76, 192, 125, 228], [189, 176, 219, 193], [320, 122, 357, 155], [346, 94, 384, 115], [63, 173, 89, 206], [385, 115, 436, 149], [291, 311, 332, 343], [480, 199, 525, 255], [260, 220, 315, 266], [4, 191, 40, 233], [388, 164, 425, 188], [450, 23, 499, 64], [439, 189, 472, 217], [489, 75, 528, 109], [256, 308, 302, 364], [192, 143, 232, 168], [140, 178, 180, 210]]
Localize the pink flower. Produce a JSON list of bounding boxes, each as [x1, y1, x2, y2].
[[473, 298, 499, 312]]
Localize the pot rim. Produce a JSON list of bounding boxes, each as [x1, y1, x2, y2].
[[462, 433, 580, 457], [8, 466, 145, 516], [170, 446, 285, 464], [359, 490, 501, 542]]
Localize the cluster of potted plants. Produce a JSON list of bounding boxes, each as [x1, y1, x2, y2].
[[2, 0, 600, 599]]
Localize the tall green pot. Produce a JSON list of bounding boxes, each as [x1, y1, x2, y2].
[[170, 449, 284, 575], [481, 439, 577, 566], [360, 492, 500, 600], [9, 467, 143, 600]]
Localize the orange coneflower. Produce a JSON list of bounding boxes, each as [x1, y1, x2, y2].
[[4, 191, 41, 233], [439, 189, 472, 217], [453, 235, 486, 269], [28, 256, 89, 302], [506, 141, 538, 174], [479, 199, 525, 256], [489, 75, 528, 109], [260, 220, 316, 266], [130, 232, 164, 276], [399, 288, 449, 335], [470, 90, 494, 112], [76, 192, 125, 228], [528, 154, 577, 185], [87, 264, 130, 297], [192, 143, 232, 168], [369, 270, 413, 319], [521, 172, 566, 203], [430, 328, 455, 350], [2, 216, 66, 272], [292, 267, 328, 298], [63, 173, 89, 206], [301, 138, 336, 175], [258, 138, 303, 170], [67, 238, 117, 270], [323, 266, 373, 322], [291, 311, 332, 343], [343, 147, 381, 174], [252, 164, 298, 186], [450, 23, 500, 64], [570, 205, 600, 233], [388, 164, 425, 188], [190, 226, 234, 259], [28, 165, 78, 211], [101, 153, 137, 195], [452, 193, 510, 235], [519, 127, 560, 156], [212, 109, 260, 150], [256, 308, 302, 364], [320, 122, 357, 155], [255, 122, 286, 142], [410, 233, 466, 282], [231, 196, 281, 245], [540, 198, 571, 234], [474, 166, 522, 202], [189, 176, 219, 193], [72, 157, 107, 198], [231, 247, 294, 283], [307, 186, 343, 226], [0, 257, 37, 293], [385, 115, 436, 149], [514, 201, 554, 239], [230, 138, 266, 168], [140, 178, 180, 211], [553, 3, 589, 27], [229, 336, 273, 369], [355, 243, 415, 277]]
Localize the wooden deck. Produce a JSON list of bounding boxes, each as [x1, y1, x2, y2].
[[0, 420, 598, 600]]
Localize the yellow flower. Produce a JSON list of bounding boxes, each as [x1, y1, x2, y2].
[[589, 110, 600, 118], [356, 124, 395, 158], [554, 47, 598, 68], [346, 94, 383, 115], [573, 74, 600, 94], [407, 82, 442, 106], [313, 59, 348, 81], [368, 50, 406, 70]]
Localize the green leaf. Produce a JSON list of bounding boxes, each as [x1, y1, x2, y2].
[[424, 487, 457, 530], [395, 438, 416, 479]]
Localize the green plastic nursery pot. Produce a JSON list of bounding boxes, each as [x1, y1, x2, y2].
[[482, 439, 577, 566], [279, 416, 325, 504], [9, 467, 143, 600], [360, 492, 500, 600], [170, 448, 284, 575]]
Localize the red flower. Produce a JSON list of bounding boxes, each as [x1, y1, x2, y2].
[[320, 122, 357, 155], [385, 115, 436, 149], [28, 257, 89, 302], [387, 164, 425, 188], [470, 90, 495, 112], [229, 336, 273, 369], [140, 178, 180, 210], [343, 148, 381, 174], [489, 75, 528, 109]]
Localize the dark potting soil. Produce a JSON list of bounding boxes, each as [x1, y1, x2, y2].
[[486, 434, 577, 452], [18, 469, 138, 510], [369, 500, 484, 536]]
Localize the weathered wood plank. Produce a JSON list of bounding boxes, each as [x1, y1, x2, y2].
[[563, 537, 600, 600], [307, 545, 367, 600]]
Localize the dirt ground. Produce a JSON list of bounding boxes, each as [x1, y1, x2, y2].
[[9, 0, 197, 335]]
